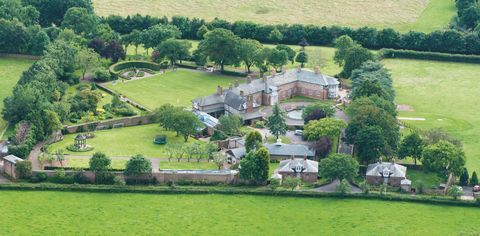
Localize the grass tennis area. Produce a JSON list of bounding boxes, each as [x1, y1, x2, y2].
[[93, 0, 454, 32], [105, 69, 241, 109], [0, 57, 34, 137], [48, 124, 204, 157], [385, 59, 480, 173], [1, 191, 478, 235]]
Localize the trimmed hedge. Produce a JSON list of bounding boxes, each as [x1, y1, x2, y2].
[[0, 183, 479, 208], [379, 49, 480, 64], [109, 61, 162, 75]]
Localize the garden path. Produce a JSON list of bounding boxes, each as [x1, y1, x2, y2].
[[28, 141, 46, 171], [312, 179, 361, 193]]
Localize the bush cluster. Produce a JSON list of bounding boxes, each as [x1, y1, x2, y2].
[[379, 49, 480, 63], [105, 15, 480, 55]]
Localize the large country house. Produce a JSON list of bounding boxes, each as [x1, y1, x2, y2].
[[192, 67, 340, 123]]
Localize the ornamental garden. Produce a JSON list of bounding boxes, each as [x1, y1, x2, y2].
[[1, 0, 480, 234]]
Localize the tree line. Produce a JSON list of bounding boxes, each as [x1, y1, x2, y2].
[[104, 14, 480, 55]]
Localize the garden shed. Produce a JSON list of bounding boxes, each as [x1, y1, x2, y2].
[[2, 155, 24, 179]]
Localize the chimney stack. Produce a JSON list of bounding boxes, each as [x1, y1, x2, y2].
[[217, 85, 223, 95], [246, 95, 254, 113], [314, 66, 320, 74], [234, 80, 239, 87], [240, 90, 244, 97]]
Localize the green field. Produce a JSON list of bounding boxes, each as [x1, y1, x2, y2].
[[0, 57, 34, 138], [93, 0, 454, 32], [48, 124, 204, 157], [1, 191, 478, 235], [105, 69, 240, 109], [384, 59, 480, 173]]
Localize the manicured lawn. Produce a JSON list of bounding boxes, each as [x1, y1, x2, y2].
[[66, 158, 218, 170], [105, 69, 241, 109], [407, 169, 443, 189], [384, 59, 480, 173], [0, 57, 34, 137], [67, 157, 128, 170], [93, 0, 454, 32], [159, 161, 218, 170], [48, 124, 204, 157], [1, 191, 479, 235]]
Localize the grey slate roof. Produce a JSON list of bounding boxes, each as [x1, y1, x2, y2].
[[3, 155, 24, 164], [226, 142, 315, 159], [278, 158, 319, 173], [366, 162, 407, 178], [264, 142, 315, 157], [224, 91, 246, 110]]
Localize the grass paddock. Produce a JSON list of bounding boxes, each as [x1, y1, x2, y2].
[[385, 58, 480, 173], [0, 190, 478, 235], [93, 0, 454, 32]]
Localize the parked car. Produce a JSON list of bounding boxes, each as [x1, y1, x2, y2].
[[473, 185, 480, 192], [294, 130, 303, 136]]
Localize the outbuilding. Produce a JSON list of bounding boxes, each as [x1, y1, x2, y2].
[[277, 157, 319, 183], [2, 155, 24, 179]]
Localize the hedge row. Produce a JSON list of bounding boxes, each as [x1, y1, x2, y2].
[[105, 15, 480, 55], [0, 183, 478, 208], [109, 61, 162, 74], [379, 49, 480, 64]]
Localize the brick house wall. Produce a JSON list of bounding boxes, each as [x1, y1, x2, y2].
[[278, 171, 318, 183], [366, 176, 404, 187]]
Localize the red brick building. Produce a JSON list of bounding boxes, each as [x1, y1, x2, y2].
[[192, 68, 339, 123]]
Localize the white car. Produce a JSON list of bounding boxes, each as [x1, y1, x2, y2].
[[294, 130, 303, 136]]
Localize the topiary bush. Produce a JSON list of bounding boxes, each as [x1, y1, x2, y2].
[[66, 144, 94, 152], [94, 70, 113, 82]]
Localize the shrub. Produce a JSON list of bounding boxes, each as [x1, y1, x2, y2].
[[447, 185, 463, 200], [471, 171, 478, 186], [360, 181, 370, 194], [73, 170, 91, 184], [112, 106, 137, 116], [8, 144, 32, 159], [114, 176, 126, 186], [50, 169, 74, 184], [66, 144, 94, 152], [127, 71, 135, 78], [94, 70, 113, 82], [269, 178, 281, 190], [283, 176, 302, 191], [136, 71, 145, 77], [335, 179, 351, 195], [95, 171, 116, 185], [16, 161, 32, 179], [253, 120, 265, 128], [416, 181, 425, 194], [32, 172, 48, 183]]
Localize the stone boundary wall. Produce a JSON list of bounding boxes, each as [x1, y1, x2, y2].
[[64, 115, 154, 134], [32, 170, 239, 184]]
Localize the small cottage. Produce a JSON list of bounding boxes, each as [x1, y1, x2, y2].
[[366, 162, 410, 188], [277, 157, 319, 183]]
